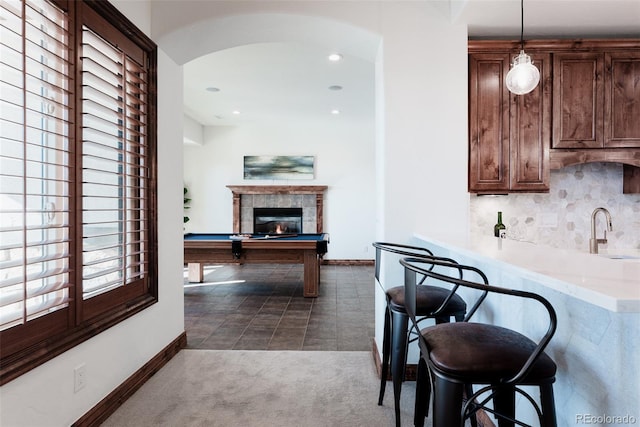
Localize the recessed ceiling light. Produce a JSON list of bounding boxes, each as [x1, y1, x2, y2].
[[328, 53, 342, 62], [206, 87, 220, 92], [328, 85, 343, 91], [232, 110, 241, 115], [331, 109, 340, 115]]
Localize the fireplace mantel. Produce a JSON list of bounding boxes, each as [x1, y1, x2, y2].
[[227, 185, 328, 195], [227, 185, 328, 233]]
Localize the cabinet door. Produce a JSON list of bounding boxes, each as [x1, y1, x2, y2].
[[605, 51, 640, 147], [552, 52, 604, 148], [468, 54, 510, 193], [509, 52, 551, 191]]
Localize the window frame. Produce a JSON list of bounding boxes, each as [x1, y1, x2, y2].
[[0, 0, 158, 385]]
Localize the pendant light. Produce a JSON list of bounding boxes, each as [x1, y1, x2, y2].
[[506, 0, 540, 95]]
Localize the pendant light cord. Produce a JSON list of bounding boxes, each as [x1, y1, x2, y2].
[[520, 0, 524, 51]]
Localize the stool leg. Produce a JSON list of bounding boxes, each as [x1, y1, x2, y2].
[[378, 304, 392, 405], [464, 384, 478, 427], [493, 385, 516, 427], [432, 373, 463, 427], [414, 357, 430, 427], [539, 384, 557, 427], [390, 309, 409, 427]]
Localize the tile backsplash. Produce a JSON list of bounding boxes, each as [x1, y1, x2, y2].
[[470, 162, 640, 252]]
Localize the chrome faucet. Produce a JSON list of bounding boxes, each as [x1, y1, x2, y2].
[[589, 207, 613, 254]]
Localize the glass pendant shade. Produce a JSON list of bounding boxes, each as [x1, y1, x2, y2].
[[506, 50, 540, 95]]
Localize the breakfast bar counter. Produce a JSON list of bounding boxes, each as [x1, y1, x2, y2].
[[414, 232, 640, 312], [412, 232, 640, 425]]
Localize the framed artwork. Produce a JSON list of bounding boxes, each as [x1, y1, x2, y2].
[[243, 155, 314, 180]]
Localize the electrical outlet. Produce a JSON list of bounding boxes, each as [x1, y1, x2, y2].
[[74, 364, 87, 392]]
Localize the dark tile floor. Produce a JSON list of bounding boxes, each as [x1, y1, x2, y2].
[[183, 263, 375, 351]]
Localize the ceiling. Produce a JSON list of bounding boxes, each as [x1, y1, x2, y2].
[[183, 42, 375, 127], [182, 0, 640, 129]]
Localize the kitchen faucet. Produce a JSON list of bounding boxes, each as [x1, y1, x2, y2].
[[589, 207, 613, 254]]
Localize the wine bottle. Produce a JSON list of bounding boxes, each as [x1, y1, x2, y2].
[[494, 211, 506, 238]]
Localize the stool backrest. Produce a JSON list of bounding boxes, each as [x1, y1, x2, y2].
[[372, 242, 434, 287], [401, 257, 486, 326], [373, 242, 466, 319], [400, 256, 557, 385]]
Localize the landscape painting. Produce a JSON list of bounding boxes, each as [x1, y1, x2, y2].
[[243, 155, 314, 180]]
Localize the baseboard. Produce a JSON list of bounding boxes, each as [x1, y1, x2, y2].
[[371, 338, 417, 381], [324, 259, 374, 266], [72, 331, 188, 427]]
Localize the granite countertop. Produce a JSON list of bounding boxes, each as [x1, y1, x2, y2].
[[415, 233, 640, 313]]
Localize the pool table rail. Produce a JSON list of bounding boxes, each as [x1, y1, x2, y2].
[[183, 233, 329, 297]]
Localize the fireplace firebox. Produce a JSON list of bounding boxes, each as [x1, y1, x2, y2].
[[253, 208, 303, 235]]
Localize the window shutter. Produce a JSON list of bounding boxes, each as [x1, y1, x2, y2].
[[0, 0, 73, 333], [0, 0, 156, 384], [79, 8, 151, 318]]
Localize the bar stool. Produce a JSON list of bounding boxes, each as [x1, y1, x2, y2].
[[372, 242, 467, 427], [401, 257, 558, 427]]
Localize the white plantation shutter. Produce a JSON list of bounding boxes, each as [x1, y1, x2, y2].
[[0, 0, 156, 383], [0, 0, 72, 332], [80, 26, 149, 300]]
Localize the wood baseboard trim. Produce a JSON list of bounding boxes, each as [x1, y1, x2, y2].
[[371, 338, 417, 381], [72, 331, 188, 427], [372, 338, 383, 377], [323, 259, 374, 266]]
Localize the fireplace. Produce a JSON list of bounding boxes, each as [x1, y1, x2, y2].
[[227, 185, 327, 234], [253, 208, 302, 235]]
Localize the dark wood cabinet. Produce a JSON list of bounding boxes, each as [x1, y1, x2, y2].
[[468, 51, 550, 193], [468, 53, 510, 193], [553, 50, 640, 149], [605, 51, 640, 148], [552, 52, 604, 148], [469, 39, 640, 194], [510, 52, 551, 192]]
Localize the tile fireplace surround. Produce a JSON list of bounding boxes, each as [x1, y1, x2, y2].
[[227, 185, 328, 234]]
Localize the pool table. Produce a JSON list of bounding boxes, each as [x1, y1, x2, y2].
[[183, 233, 329, 297]]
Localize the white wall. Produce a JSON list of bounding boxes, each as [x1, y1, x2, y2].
[[0, 3, 186, 426], [1, 3, 473, 424], [183, 113, 204, 146], [183, 120, 376, 260], [377, 2, 470, 243]]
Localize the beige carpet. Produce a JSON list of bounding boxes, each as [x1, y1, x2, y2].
[[101, 350, 421, 427]]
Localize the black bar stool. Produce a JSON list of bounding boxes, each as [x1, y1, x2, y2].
[[372, 242, 467, 427], [401, 257, 558, 427]]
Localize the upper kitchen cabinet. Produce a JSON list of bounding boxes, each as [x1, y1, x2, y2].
[[553, 49, 640, 149], [509, 52, 551, 192], [605, 51, 640, 148], [470, 39, 640, 194], [468, 47, 550, 193], [468, 53, 510, 193], [552, 52, 604, 148]]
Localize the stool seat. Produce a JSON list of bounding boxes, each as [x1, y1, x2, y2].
[[423, 322, 557, 382], [387, 285, 467, 315]]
